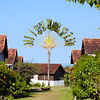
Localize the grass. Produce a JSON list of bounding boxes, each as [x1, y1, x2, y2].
[[59, 87, 73, 100], [7, 86, 94, 100]]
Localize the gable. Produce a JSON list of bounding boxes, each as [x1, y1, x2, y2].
[[54, 65, 65, 80], [82, 38, 100, 54], [71, 50, 81, 64], [18, 56, 23, 63], [0, 35, 8, 58], [5, 48, 18, 64]]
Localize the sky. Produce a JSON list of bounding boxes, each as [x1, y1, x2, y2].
[[0, 0, 100, 67]]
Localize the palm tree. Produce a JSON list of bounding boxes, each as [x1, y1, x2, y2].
[[24, 19, 75, 86], [41, 32, 56, 86]]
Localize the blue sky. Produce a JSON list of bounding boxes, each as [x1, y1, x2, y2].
[[0, 0, 100, 67]]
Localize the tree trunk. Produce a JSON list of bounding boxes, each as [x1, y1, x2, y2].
[[48, 50, 50, 86]]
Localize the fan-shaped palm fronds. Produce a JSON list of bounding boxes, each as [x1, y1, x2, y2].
[[24, 18, 75, 47]]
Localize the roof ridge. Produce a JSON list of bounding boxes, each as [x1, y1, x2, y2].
[[83, 38, 100, 40]]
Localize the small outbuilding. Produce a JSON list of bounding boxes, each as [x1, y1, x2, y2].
[[31, 64, 66, 86]]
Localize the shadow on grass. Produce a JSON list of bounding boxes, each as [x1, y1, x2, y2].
[[14, 88, 52, 100], [14, 88, 43, 100], [28, 88, 42, 92]]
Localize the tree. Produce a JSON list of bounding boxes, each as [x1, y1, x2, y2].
[[72, 51, 100, 100], [24, 18, 75, 86], [66, 0, 100, 10], [15, 63, 38, 84]]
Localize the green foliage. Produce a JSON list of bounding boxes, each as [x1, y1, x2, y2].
[[64, 66, 71, 87], [0, 61, 29, 98], [66, 0, 100, 10], [30, 83, 41, 87], [72, 51, 100, 100], [64, 78, 69, 87], [9, 74, 29, 98], [24, 18, 75, 47], [15, 63, 38, 84], [41, 82, 46, 87]]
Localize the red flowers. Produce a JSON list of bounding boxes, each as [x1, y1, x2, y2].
[[4, 76, 6, 79]]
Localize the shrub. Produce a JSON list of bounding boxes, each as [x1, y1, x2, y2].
[[31, 83, 41, 87], [41, 82, 46, 87], [64, 79, 69, 87], [9, 74, 30, 98], [14, 63, 38, 84], [72, 51, 100, 100], [0, 61, 29, 98]]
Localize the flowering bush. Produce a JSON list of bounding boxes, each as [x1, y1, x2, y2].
[[0, 61, 29, 98]]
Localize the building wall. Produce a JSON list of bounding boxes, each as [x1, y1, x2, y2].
[[0, 51, 5, 61], [54, 66, 65, 80], [38, 74, 54, 80], [31, 75, 64, 86], [7, 64, 14, 70]]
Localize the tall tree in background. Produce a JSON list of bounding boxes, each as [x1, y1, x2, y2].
[[24, 18, 75, 86], [66, 0, 100, 10]]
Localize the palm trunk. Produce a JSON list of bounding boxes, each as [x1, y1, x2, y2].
[[48, 50, 50, 86]]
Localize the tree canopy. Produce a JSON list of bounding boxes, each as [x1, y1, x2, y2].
[[66, 0, 100, 10], [72, 51, 100, 100]]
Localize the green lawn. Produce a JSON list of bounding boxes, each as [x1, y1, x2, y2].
[[7, 86, 94, 100]]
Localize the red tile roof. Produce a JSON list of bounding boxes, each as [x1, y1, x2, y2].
[[18, 56, 23, 63], [71, 50, 81, 64], [36, 64, 65, 74], [0, 35, 8, 58], [5, 48, 17, 64], [83, 38, 100, 54]]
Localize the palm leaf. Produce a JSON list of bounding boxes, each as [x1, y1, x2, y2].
[[47, 19, 52, 29], [41, 21, 47, 31], [58, 27, 69, 37], [65, 38, 75, 42], [65, 41, 75, 46], [24, 36, 35, 40], [65, 43, 75, 46], [51, 21, 61, 33], [34, 25, 38, 30], [65, 41, 76, 46], [62, 27, 69, 32], [24, 42, 34, 45], [28, 29, 37, 36], [38, 22, 42, 28], [38, 29, 42, 34], [24, 40, 34, 43], [63, 32, 73, 39]]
